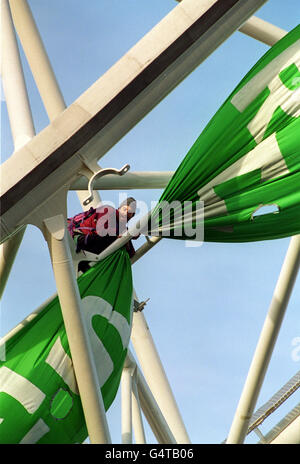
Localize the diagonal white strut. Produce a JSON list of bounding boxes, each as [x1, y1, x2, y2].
[[1, 0, 270, 244], [238, 15, 287, 46], [43, 214, 111, 444], [131, 302, 191, 444], [2, 1, 109, 441], [7, 0, 189, 442], [3, 0, 292, 445], [8, 0, 103, 214], [0, 0, 35, 297], [226, 235, 300, 443], [224, 25, 300, 445], [0, 0, 103, 296]]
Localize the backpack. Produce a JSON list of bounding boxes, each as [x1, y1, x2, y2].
[[67, 207, 98, 239]]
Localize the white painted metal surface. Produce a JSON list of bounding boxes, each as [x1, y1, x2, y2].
[[1, 0, 102, 296], [9, 0, 66, 120], [127, 350, 176, 444], [43, 214, 111, 444], [131, 372, 147, 444], [2, 0, 299, 446], [0, 0, 35, 296], [262, 403, 300, 444], [1, 0, 35, 148], [9, 0, 102, 215], [121, 366, 133, 444], [70, 171, 173, 191], [131, 302, 191, 444], [225, 22, 300, 445], [239, 15, 287, 46], [271, 414, 300, 444], [1, 0, 269, 244], [226, 235, 300, 443]]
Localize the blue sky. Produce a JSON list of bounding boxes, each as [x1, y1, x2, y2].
[[1, 0, 300, 444]]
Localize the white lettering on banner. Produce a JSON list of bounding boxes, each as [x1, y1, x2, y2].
[[110, 309, 132, 349], [81, 297, 113, 387], [231, 40, 300, 143], [81, 296, 131, 387], [197, 43, 300, 215], [1, 342, 77, 442], [45, 337, 78, 394], [19, 419, 50, 444], [247, 70, 300, 143], [82, 295, 132, 348], [0, 366, 45, 414], [198, 133, 288, 217], [231, 40, 300, 112]]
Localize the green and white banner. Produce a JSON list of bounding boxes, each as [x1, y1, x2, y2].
[[0, 248, 133, 444], [149, 25, 300, 243]]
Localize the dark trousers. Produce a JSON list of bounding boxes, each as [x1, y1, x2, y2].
[[76, 233, 135, 273], [76, 233, 116, 255]]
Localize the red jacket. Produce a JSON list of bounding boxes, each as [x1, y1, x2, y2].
[[78, 205, 136, 257], [77, 205, 118, 237]]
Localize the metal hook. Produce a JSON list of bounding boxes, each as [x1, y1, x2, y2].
[[133, 298, 150, 312], [82, 163, 130, 206]]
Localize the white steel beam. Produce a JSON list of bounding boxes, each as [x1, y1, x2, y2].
[[0, 0, 35, 297], [226, 235, 300, 444], [270, 415, 300, 444], [121, 365, 133, 444], [1, 0, 269, 244], [239, 16, 287, 46], [131, 301, 190, 444], [264, 403, 300, 444], [73, 10, 287, 266], [1, 0, 35, 149], [136, 371, 176, 444], [247, 369, 300, 435], [70, 172, 174, 191], [1, 292, 175, 444], [1, 0, 101, 295], [175, 0, 285, 45], [4, 12, 106, 444], [84, 14, 287, 270], [131, 372, 147, 444], [43, 214, 111, 444], [9, 0, 102, 214], [126, 351, 176, 444], [131, 237, 162, 264], [225, 22, 294, 445], [8, 0, 66, 120], [1, 297, 176, 444]]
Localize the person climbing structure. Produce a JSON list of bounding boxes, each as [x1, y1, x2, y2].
[[68, 197, 140, 273]]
